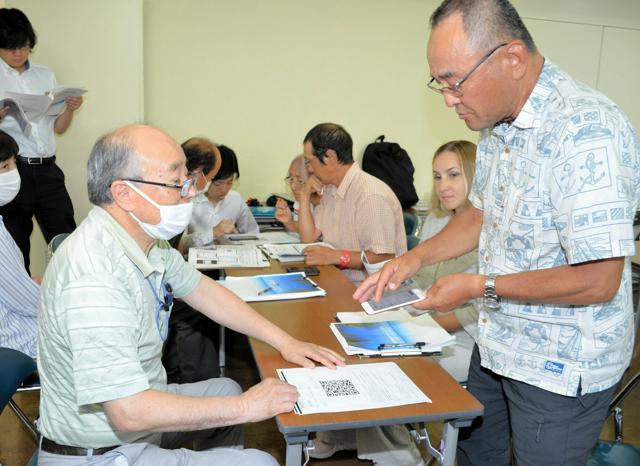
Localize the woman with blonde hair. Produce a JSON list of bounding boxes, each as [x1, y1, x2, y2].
[[416, 139, 479, 382]]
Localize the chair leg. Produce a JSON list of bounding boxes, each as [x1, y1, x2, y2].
[[7, 398, 39, 443]]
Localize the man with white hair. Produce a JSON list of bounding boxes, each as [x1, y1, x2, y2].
[[37, 124, 344, 465]]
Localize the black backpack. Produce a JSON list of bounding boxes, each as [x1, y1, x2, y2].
[[362, 135, 419, 209]]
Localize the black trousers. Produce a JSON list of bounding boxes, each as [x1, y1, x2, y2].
[[162, 300, 221, 383], [0, 158, 76, 273]]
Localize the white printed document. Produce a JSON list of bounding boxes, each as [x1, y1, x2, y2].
[[188, 245, 269, 269], [5, 86, 86, 120], [0, 98, 31, 135], [277, 362, 431, 415]]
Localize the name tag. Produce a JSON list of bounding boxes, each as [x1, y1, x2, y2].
[[544, 360, 565, 375]]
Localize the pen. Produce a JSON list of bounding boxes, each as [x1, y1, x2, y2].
[[378, 342, 426, 351], [257, 286, 273, 296]]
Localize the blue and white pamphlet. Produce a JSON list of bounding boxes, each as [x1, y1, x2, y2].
[[330, 311, 454, 356], [219, 272, 325, 302]]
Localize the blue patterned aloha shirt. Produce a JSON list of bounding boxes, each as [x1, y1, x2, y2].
[[469, 59, 640, 396]]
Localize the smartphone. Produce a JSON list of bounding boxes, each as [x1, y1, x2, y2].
[[361, 288, 425, 315], [286, 266, 320, 276]]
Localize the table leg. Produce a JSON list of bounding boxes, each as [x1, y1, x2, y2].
[[284, 432, 309, 466], [441, 421, 460, 466]]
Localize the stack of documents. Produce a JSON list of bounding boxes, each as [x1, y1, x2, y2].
[[219, 272, 325, 302], [260, 242, 332, 263], [277, 362, 430, 415], [188, 245, 269, 270], [331, 310, 454, 356]]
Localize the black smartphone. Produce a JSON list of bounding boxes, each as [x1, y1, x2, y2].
[[286, 266, 320, 276]]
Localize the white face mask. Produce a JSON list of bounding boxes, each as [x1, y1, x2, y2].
[[125, 181, 193, 240], [0, 168, 21, 206], [199, 180, 212, 195]]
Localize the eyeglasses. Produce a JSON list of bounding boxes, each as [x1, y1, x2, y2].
[[123, 177, 195, 198], [427, 43, 507, 97], [146, 278, 174, 342], [284, 175, 305, 186]]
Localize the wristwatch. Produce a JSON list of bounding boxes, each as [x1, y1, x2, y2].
[[483, 274, 501, 310]]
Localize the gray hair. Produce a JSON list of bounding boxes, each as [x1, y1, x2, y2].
[[290, 154, 309, 182], [430, 0, 537, 53], [87, 132, 141, 205]]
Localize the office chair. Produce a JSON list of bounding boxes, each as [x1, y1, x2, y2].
[[47, 232, 71, 257], [0, 347, 39, 443], [403, 211, 419, 236]]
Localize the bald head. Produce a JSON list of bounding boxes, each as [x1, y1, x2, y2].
[[87, 125, 184, 206]]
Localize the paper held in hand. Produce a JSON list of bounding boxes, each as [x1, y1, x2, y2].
[[0, 98, 31, 135], [5, 85, 86, 120], [277, 361, 431, 415]]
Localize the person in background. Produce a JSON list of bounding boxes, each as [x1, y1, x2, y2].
[[356, 1, 639, 464], [183, 144, 258, 248], [415, 140, 478, 383], [0, 8, 83, 272], [298, 123, 407, 284], [275, 154, 321, 233], [164, 136, 222, 384], [0, 129, 38, 358]]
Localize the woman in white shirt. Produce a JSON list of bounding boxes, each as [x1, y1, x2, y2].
[[184, 144, 258, 248]]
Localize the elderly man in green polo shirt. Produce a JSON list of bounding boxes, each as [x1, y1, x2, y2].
[[36, 125, 345, 466]]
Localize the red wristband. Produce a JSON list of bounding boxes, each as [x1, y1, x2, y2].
[[339, 250, 351, 269]]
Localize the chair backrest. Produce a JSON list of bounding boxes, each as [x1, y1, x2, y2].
[[407, 234, 420, 251], [0, 347, 37, 414], [47, 232, 71, 257], [403, 212, 419, 236]]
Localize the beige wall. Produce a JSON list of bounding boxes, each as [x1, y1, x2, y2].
[[144, 0, 640, 202], [4, 0, 640, 274]]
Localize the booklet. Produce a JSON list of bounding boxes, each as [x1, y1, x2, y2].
[[0, 98, 32, 135], [188, 245, 270, 270], [218, 272, 325, 302], [5, 86, 86, 120], [330, 311, 454, 356], [277, 361, 430, 415]]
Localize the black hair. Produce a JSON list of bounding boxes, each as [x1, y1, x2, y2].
[[181, 137, 217, 175], [303, 123, 353, 164], [0, 130, 19, 163], [0, 8, 37, 50], [213, 144, 240, 181], [430, 0, 536, 53]]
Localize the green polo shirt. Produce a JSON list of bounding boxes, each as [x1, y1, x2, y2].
[[37, 206, 201, 448]]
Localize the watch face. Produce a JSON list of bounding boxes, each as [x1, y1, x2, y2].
[[484, 297, 501, 310]]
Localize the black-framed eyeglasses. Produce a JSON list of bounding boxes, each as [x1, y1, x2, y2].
[[427, 43, 507, 97], [123, 177, 195, 198], [146, 278, 174, 342]]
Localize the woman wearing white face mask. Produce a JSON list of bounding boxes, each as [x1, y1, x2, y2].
[[0, 129, 39, 359]]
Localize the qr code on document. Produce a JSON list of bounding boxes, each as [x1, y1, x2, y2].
[[319, 379, 359, 397]]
